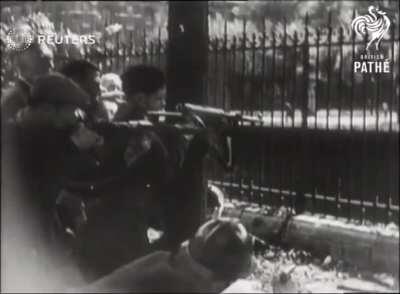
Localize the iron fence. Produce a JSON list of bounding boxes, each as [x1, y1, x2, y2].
[[206, 13, 399, 133], [205, 13, 399, 225]]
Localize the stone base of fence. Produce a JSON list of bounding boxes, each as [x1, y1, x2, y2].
[[221, 201, 399, 275]]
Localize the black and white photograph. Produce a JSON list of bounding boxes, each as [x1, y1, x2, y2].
[[1, 1, 399, 292]]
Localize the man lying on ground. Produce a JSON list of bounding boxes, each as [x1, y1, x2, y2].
[[76, 217, 254, 293]]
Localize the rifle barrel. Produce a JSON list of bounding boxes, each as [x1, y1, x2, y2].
[[180, 103, 262, 123], [147, 104, 262, 124], [147, 111, 183, 117]]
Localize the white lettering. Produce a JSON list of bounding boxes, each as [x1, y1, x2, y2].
[[55, 35, 63, 45], [72, 35, 80, 45], [354, 60, 391, 73], [354, 62, 361, 72], [383, 62, 390, 73], [37, 35, 45, 43], [79, 35, 87, 44], [361, 63, 367, 73], [63, 35, 71, 43], [87, 35, 96, 45], [35, 33, 97, 47]]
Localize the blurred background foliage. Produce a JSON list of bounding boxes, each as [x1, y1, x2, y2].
[[1, 1, 398, 41]]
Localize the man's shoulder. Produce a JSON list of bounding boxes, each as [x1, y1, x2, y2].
[[81, 251, 172, 292]]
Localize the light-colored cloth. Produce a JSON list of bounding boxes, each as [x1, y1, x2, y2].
[[100, 73, 122, 93], [222, 279, 264, 293]]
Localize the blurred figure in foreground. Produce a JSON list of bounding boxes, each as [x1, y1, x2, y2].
[[1, 13, 56, 124], [2, 73, 95, 292], [1, 40, 54, 124], [78, 218, 254, 293]]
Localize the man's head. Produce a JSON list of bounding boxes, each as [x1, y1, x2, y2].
[[60, 60, 101, 101], [17, 73, 90, 131], [121, 65, 166, 111], [188, 218, 254, 286], [29, 73, 91, 109]]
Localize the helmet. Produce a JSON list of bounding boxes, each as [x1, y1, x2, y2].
[[188, 217, 253, 282]]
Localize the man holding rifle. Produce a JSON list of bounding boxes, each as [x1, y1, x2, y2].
[[113, 64, 167, 122]]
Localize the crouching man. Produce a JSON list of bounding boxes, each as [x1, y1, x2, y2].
[[76, 217, 254, 293]]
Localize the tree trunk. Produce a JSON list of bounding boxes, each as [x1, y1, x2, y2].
[[166, 1, 208, 110]]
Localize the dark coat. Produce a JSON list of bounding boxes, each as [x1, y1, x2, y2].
[[77, 244, 218, 293], [77, 218, 254, 293], [63, 122, 179, 281]]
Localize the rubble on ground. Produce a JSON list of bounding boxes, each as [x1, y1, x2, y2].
[[244, 245, 399, 293]]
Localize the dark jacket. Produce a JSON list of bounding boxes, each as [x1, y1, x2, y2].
[[78, 244, 218, 293], [62, 123, 178, 281]]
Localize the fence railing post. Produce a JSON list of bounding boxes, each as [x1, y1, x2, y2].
[[231, 35, 237, 113], [222, 20, 228, 110], [128, 30, 133, 67], [302, 14, 310, 128], [142, 27, 147, 64], [281, 18, 287, 128], [315, 29, 320, 130], [292, 30, 298, 128], [251, 32, 256, 117], [271, 28, 276, 126], [241, 18, 247, 117], [338, 27, 344, 130], [157, 27, 162, 67], [389, 21, 395, 133], [326, 11, 332, 130], [350, 9, 356, 132], [261, 18, 266, 119], [214, 37, 219, 107], [149, 41, 154, 65]]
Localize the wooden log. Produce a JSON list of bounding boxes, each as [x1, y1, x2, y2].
[[337, 278, 395, 293], [222, 205, 399, 274]]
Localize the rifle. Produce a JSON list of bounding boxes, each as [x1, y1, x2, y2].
[[178, 103, 262, 124], [148, 103, 263, 126]]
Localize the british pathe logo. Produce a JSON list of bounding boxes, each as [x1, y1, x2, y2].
[[351, 6, 392, 74]]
